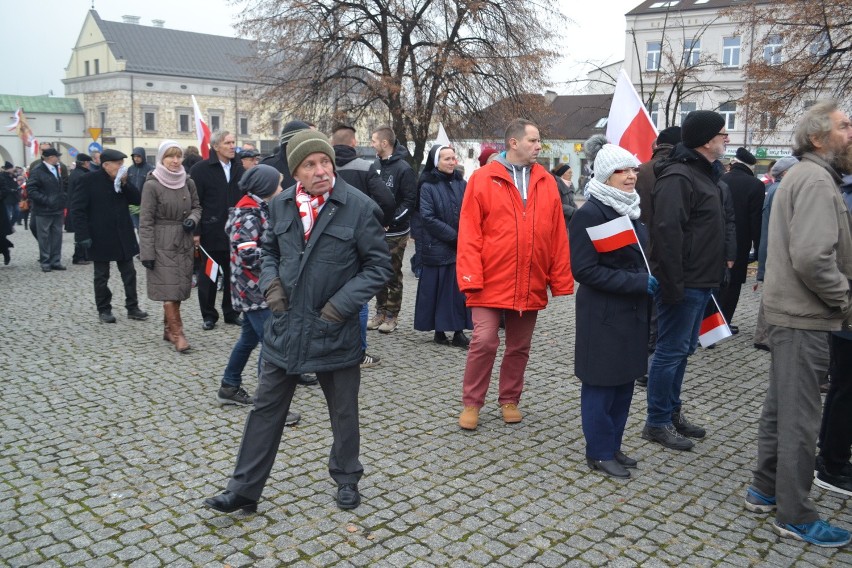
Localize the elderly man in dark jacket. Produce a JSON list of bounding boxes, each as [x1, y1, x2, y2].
[[718, 147, 764, 332], [637, 126, 681, 227], [189, 131, 244, 330], [644, 111, 728, 451], [71, 149, 148, 324], [204, 130, 392, 515], [67, 153, 93, 265], [28, 148, 68, 272]]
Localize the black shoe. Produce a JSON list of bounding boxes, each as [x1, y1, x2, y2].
[[434, 333, 450, 346], [586, 457, 630, 478], [99, 311, 117, 324], [224, 315, 241, 325], [41, 266, 52, 272], [672, 409, 706, 439], [337, 483, 360, 510], [641, 424, 694, 451], [636, 375, 648, 388], [127, 307, 148, 320], [614, 451, 638, 468], [72, 260, 91, 265], [51, 264, 67, 270], [217, 385, 253, 406], [754, 343, 770, 352], [202, 320, 216, 330], [298, 374, 318, 386], [815, 466, 852, 497], [285, 411, 301, 427], [203, 491, 258, 513], [451, 331, 471, 349], [729, 325, 739, 335]]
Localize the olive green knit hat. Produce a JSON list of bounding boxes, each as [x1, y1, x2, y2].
[[286, 130, 336, 173]]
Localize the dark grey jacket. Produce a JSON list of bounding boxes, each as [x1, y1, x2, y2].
[[260, 178, 392, 374]]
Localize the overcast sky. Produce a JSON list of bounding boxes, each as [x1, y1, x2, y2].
[[4, 0, 640, 97]]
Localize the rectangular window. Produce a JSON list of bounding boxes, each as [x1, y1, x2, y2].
[[649, 102, 659, 128], [271, 118, 281, 137], [722, 37, 741, 67], [178, 112, 191, 133], [679, 101, 697, 125], [99, 109, 107, 127], [144, 111, 156, 131], [239, 116, 249, 136], [84, 61, 90, 76], [210, 114, 221, 132], [764, 35, 783, 65], [94, 59, 100, 74], [719, 102, 737, 130], [683, 39, 701, 66], [759, 113, 778, 131], [646, 41, 662, 71], [810, 32, 829, 58], [54, 119, 62, 132]]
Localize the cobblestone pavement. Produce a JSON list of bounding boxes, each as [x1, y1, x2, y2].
[[2, 228, 851, 567]]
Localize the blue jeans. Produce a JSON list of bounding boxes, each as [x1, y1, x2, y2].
[[222, 309, 270, 388], [359, 303, 368, 352], [646, 287, 711, 427]]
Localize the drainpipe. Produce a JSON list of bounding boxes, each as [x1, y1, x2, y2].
[[130, 75, 135, 148]]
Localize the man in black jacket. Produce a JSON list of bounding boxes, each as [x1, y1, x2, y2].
[[190, 131, 244, 330], [368, 125, 417, 333], [67, 154, 93, 265], [71, 149, 148, 323], [127, 147, 153, 233], [644, 110, 728, 451], [260, 120, 311, 188], [719, 147, 764, 331], [27, 148, 68, 272]]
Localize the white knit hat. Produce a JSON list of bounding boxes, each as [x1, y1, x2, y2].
[[593, 144, 640, 184]]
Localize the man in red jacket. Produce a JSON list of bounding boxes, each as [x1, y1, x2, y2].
[[456, 119, 574, 430]]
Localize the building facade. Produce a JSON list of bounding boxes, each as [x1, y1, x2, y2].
[[0, 95, 86, 167]]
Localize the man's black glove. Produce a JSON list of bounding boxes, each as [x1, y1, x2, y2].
[[77, 238, 92, 249], [182, 218, 196, 233], [142, 260, 155, 270]]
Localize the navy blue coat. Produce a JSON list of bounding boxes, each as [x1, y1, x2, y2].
[[419, 169, 465, 266], [569, 196, 651, 386]]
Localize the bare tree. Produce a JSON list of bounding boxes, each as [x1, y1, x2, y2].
[[726, 0, 852, 127], [236, 0, 560, 165]]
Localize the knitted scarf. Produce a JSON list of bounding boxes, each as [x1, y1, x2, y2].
[[295, 182, 331, 241], [586, 177, 641, 220], [152, 163, 186, 190]]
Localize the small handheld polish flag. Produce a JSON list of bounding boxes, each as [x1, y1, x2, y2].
[[699, 295, 733, 348], [586, 215, 639, 253], [198, 244, 220, 283]]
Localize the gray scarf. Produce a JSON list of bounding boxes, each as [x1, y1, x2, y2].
[[586, 178, 641, 220]]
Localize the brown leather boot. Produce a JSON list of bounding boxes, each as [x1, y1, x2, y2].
[[162, 305, 172, 342], [165, 301, 190, 352]]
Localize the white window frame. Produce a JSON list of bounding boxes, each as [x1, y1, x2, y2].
[[683, 39, 701, 67], [719, 102, 737, 130], [177, 109, 192, 133], [722, 37, 741, 68], [646, 41, 662, 71], [764, 35, 783, 65], [679, 101, 697, 125]]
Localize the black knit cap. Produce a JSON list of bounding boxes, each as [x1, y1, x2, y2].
[[681, 111, 726, 149], [656, 126, 682, 146], [239, 164, 281, 198], [735, 147, 757, 165]]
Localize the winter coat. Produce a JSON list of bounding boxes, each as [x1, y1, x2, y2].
[[334, 144, 395, 225], [70, 169, 141, 262], [374, 142, 417, 235], [189, 154, 244, 252], [259, 178, 392, 374], [648, 144, 726, 304], [457, 160, 574, 312], [27, 162, 67, 215], [127, 148, 154, 217], [419, 168, 465, 266], [65, 166, 92, 232], [569, 196, 651, 386], [720, 162, 765, 284], [260, 148, 296, 189], [555, 175, 576, 227], [636, 143, 674, 226], [139, 174, 202, 301], [0, 171, 19, 206], [763, 152, 852, 331], [226, 193, 270, 312], [757, 180, 780, 281]]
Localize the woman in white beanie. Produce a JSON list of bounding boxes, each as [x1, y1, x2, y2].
[[568, 143, 656, 478], [139, 140, 202, 352]]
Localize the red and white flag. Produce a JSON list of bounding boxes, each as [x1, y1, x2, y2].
[[198, 245, 220, 283], [586, 215, 639, 253], [191, 95, 211, 159], [699, 296, 732, 347], [606, 69, 658, 162]]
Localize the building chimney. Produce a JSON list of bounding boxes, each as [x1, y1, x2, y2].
[[122, 15, 141, 25], [152, 19, 165, 28], [544, 90, 558, 104]]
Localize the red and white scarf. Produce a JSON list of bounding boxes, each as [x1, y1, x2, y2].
[[295, 182, 331, 241]]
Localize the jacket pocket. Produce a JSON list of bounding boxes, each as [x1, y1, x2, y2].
[[306, 313, 358, 360], [314, 224, 354, 264], [264, 311, 291, 359]]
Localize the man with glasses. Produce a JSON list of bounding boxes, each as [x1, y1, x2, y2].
[[643, 110, 728, 451]]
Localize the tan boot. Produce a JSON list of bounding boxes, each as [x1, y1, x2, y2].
[[165, 301, 190, 353], [162, 305, 172, 342], [501, 403, 522, 424], [459, 406, 480, 430], [366, 309, 385, 330]]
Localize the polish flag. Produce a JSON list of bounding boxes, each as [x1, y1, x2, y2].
[[699, 296, 732, 348], [606, 69, 658, 163], [586, 215, 639, 253], [198, 244, 220, 283], [191, 95, 211, 160]]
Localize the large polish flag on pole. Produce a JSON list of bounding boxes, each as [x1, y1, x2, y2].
[[606, 69, 658, 162], [191, 95, 211, 159]]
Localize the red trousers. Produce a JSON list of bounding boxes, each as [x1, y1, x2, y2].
[[461, 307, 539, 407]]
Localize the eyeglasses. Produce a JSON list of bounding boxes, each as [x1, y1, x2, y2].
[[612, 167, 640, 175], [715, 132, 730, 139]]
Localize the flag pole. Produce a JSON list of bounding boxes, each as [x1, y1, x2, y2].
[[630, 222, 652, 274], [709, 292, 731, 329]]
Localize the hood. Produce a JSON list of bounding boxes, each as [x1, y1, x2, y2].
[[650, 143, 674, 161], [131, 147, 147, 160], [381, 141, 411, 164], [494, 154, 536, 201], [653, 142, 715, 179], [333, 144, 358, 166]]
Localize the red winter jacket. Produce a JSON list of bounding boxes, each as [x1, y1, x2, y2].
[[457, 160, 573, 312]]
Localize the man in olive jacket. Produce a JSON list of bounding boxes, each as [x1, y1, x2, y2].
[[204, 130, 391, 515]]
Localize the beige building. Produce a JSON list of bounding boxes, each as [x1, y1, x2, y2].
[[0, 95, 86, 167], [63, 10, 283, 162]]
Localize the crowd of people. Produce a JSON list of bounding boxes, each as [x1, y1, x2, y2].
[[5, 103, 852, 549]]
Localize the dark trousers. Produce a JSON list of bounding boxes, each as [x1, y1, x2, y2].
[[196, 248, 235, 323], [35, 213, 63, 268], [227, 360, 362, 501], [819, 333, 852, 473], [581, 382, 635, 461], [93, 259, 139, 314], [718, 282, 742, 325]]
